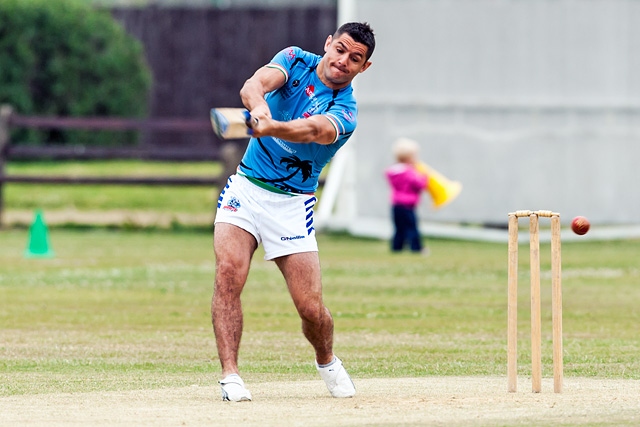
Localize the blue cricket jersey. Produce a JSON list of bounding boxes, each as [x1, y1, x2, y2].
[[238, 46, 358, 193]]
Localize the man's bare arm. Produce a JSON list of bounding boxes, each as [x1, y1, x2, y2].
[[240, 66, 286, 120], [240, 64, 338, 145], [250, 115, 338, 145]]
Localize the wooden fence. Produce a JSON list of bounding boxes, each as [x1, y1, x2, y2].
[[108, 6, 337, 150], [0, 105, 245, 227]]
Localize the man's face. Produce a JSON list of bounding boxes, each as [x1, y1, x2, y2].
[[320, 32, 372, 88]]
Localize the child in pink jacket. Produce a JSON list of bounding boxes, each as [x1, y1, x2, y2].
[[385, 138, 429, 253]]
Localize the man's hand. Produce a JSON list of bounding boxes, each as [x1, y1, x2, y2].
[[245, 113, 273, 138], [244, 111, 259, 131]]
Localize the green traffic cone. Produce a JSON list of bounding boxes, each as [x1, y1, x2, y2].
[[24, 210, 54, 258]]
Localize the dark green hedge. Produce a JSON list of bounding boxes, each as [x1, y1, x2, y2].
[[0, 0, 152, 145]]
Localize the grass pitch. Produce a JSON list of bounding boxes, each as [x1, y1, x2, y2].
[[1, 229, 639, 397]]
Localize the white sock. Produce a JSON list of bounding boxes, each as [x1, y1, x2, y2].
[[317, 356, 337, 368]]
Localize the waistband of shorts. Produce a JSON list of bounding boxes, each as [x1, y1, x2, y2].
[[237, 171, 314, 196]]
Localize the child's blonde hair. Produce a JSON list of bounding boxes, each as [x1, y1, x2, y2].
[[392, 137, 420, 163]]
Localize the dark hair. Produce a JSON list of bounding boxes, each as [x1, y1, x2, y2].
[[335, 22, 376, 60]]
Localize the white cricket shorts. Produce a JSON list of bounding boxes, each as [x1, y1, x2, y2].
[[214, 174, 318, 260]]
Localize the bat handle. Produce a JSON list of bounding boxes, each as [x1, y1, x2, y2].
[[244, 110, 259, 131]]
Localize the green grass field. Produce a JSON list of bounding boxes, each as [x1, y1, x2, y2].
[[1, 161, 639, 399], [4, 160, 221, 215], [1, 228, 639, 397]]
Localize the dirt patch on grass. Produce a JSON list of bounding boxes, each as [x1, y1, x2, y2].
[[2, 376, 639, 426]]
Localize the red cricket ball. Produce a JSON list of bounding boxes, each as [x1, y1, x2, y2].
[[571, 216, 590, 235]]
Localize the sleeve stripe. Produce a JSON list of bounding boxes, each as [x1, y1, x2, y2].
[[266, 63, 288, 83], [324, 114, 341, 144]]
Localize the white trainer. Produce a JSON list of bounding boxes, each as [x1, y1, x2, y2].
[[219, 374, 252, 402], [316, 356, 356, 398]]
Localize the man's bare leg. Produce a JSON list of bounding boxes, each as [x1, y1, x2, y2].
[[275, 251, 355, 397], [212, 223, 257, 377], [275, 252, 334, 364]]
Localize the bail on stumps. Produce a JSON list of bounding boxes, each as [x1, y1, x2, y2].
[[24, 210, 55, 258]]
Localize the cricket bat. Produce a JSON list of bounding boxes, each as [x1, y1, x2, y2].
[[210, 108, 254, 139]]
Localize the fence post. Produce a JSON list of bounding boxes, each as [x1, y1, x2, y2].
[[220, 142, 244, 183], [0, 105, 13, 228]]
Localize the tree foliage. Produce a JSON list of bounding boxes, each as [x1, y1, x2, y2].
[[0, 0, 152, 145]]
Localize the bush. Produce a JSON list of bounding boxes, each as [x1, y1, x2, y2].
[[0, 0, 152, 146]]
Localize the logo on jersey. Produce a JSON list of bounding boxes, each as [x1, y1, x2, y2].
[[279, 79, 300, 100], [342, 109, 355, 122], [279, 110, 293, 122], [301, 85, 320, 118], [222, 196, 241, 212], [285, 47, 295, 61], [273, 136, 296, 154], [305, 85, 315, 97]]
